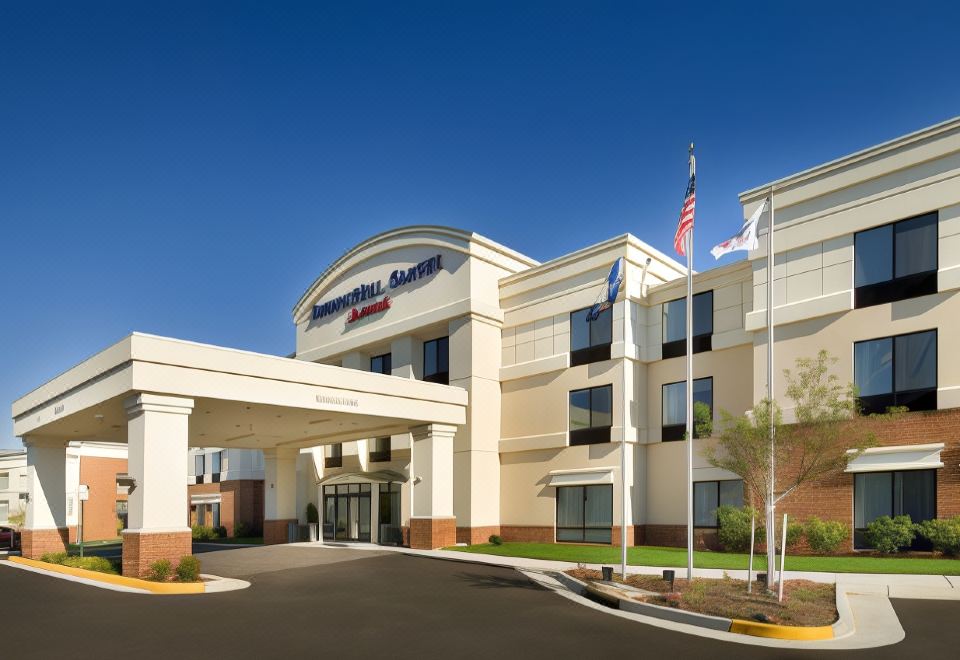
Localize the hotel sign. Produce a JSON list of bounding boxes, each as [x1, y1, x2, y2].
[[312, 254, 443, 323]]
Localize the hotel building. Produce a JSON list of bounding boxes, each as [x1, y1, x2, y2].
[[11, 116, 960, 575]]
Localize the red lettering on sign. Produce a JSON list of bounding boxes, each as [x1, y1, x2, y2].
[[346, 296, 391, 323]]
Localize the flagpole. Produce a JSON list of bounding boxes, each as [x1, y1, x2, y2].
[[685, 144, 695, 583], [621, 328, 628, 580], [766, 187, 776, 590]]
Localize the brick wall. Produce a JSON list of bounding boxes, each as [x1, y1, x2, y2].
[[263, 518, 296, 545], [187, 479, 264, 536], [121, 530, 191, 578], [410, 517, 456, 549], [21, 528, 68, 558], [456, 525, 500, 545], [500, 525, 554, 543], [78, 455, 127, 541]]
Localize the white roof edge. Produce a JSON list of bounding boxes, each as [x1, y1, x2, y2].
[[739, 115, 960, 202], [845, 442, 945, 455]]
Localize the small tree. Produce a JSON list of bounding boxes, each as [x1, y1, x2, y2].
[[704, 350, 889, 588], [8, 503, 26, 529]]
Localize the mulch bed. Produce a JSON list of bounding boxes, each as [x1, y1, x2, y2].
[[566, 568, 837, 626]]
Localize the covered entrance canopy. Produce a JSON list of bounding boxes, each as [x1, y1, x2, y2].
[[11, 333, 466, 576]]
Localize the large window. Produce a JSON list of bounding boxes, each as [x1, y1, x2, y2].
[[210, 451, 222, 474], [423, 337, 449, 384], [556, 485, 613, 544], [325, 443, 343, 469], [370, 437, 391, 463], [854, 212, 938, 308], [0, 472, 8, 490], [569, 385, 613, 446], [370, 353, 392, 375], [0, 501, 8, 523], [854, 470, 936, 549], [662, 291, 713, 359], [693, 480, 744, 527], [854, 330, 936, 414], [569, 307, 612, 366], [378, 482, 402, 545], [662, 377, 713, 441], [116, 500, 128, 531], [194, 454, 204, 477]]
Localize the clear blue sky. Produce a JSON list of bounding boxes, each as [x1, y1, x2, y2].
[[2, 1, 958, 448]]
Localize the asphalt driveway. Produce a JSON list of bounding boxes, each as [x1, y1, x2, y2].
[[2, 547, 960, 659]]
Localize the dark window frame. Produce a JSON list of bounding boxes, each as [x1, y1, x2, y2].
[[568, 385, 613, 446], [662, 291, 714, 359], [692, 479, 744, 528], [325, 443, 343, 469], [370, 437, 392, 463], [555, 484, 614, 544], [854, 469, 937, 550], [661, 377, 714, 442], [854, 212, 939, 308], [854, 329, 937, 415], [569, 307, 613, 367], [370, 353, 392, 375], [423, 337, 449, 385]]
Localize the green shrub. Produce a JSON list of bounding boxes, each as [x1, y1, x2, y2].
[[804, 517, 849, 554], [61, 556, 117, 574], [148, 558, 172, 582], [917, 517, 960, 556], [40, 552, 68, 565], [717, 506, 764, 552], [306, 502, 320, 524], [176, 555, 202, 582], [234, 521, 250, 538], [116, 517, 125, 536], [488, 535, 503, 546], [214, 525, 227, 538], [865, 515, 915, 554], [191, 525, 217, 541]]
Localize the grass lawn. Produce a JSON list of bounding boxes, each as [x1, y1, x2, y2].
[[67, 538, 121, 551], [195, 537, 263, 545], [446, 542, 960, 575]]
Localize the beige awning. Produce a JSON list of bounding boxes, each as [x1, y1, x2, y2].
[[546, 467, 615, 488]]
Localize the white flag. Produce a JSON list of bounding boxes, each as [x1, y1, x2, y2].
[[710, 199, 767, 259]]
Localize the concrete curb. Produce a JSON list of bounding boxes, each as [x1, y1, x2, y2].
[[4, 556, 249, 595]]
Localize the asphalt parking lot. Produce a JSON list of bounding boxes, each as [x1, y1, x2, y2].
[[2, 546, 960, 659]]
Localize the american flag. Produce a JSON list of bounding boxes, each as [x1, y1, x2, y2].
[[673, 154, 696, 257]]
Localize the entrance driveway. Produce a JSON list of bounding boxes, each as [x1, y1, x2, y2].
[[2, 547, 960, 659]]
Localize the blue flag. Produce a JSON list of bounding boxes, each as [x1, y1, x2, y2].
[[587, 257, 624, 321]]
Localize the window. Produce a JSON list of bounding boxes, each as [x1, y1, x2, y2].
[[854, 212, 938, 308], [194, 454, 205, 477], [423, 337, 449, 384], [854, 330, 936, 414], [370, 437, 391, 463], [662, 291, 713, 359], [693, 480, 744, 527], [569, 307, 612, 366], [116, 500, 128, 531], [325, 443, 343, 469], [211, 502, 221, 529], [569, 385, 613, 446], [854, 470, 936, 549], [196, 504, 206, 526], [0, 501, 8, 523], [662, 377, 713, 441], [378, 482, 402, 545], [210, 451, 222, 474], [370, 353, 392, 375], [556, 485, 613, 543], [0, 472, 8, 490]]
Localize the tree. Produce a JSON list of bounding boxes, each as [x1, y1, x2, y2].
[[703, 350, 893, 589]]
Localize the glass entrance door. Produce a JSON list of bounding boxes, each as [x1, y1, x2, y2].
[[323, 483, 372, 542], [378, 482, 402, 545]]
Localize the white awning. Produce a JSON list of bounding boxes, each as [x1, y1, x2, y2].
[[546, 467, 615, 487], [845, 443, 944, 473], [319, 469, 408, 485], [190, 493, 222, 505]]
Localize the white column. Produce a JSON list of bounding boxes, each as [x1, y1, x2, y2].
[[124, 394, 194, 532], [264, 447, 298, 521], [410, 424, 456, 518], [24, 437, 67, 531]]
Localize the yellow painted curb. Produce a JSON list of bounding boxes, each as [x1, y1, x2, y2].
[[729, 618, 834, 640], [10, 556, 205, 595]]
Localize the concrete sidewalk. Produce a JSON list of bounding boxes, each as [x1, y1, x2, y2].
[[291, 541, 960, 600]]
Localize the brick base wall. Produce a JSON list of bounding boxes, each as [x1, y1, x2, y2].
[[410, 517, 456, 549], [189, 480, 265, 537], [611, 525, 636, 547], [500, 525, 554, 543], [642, 525, 721, 550], [456, 526, 501, 545], [121, 530, 191, 578], [21, 528, 69, 558], [263, 518, 297, 545]]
